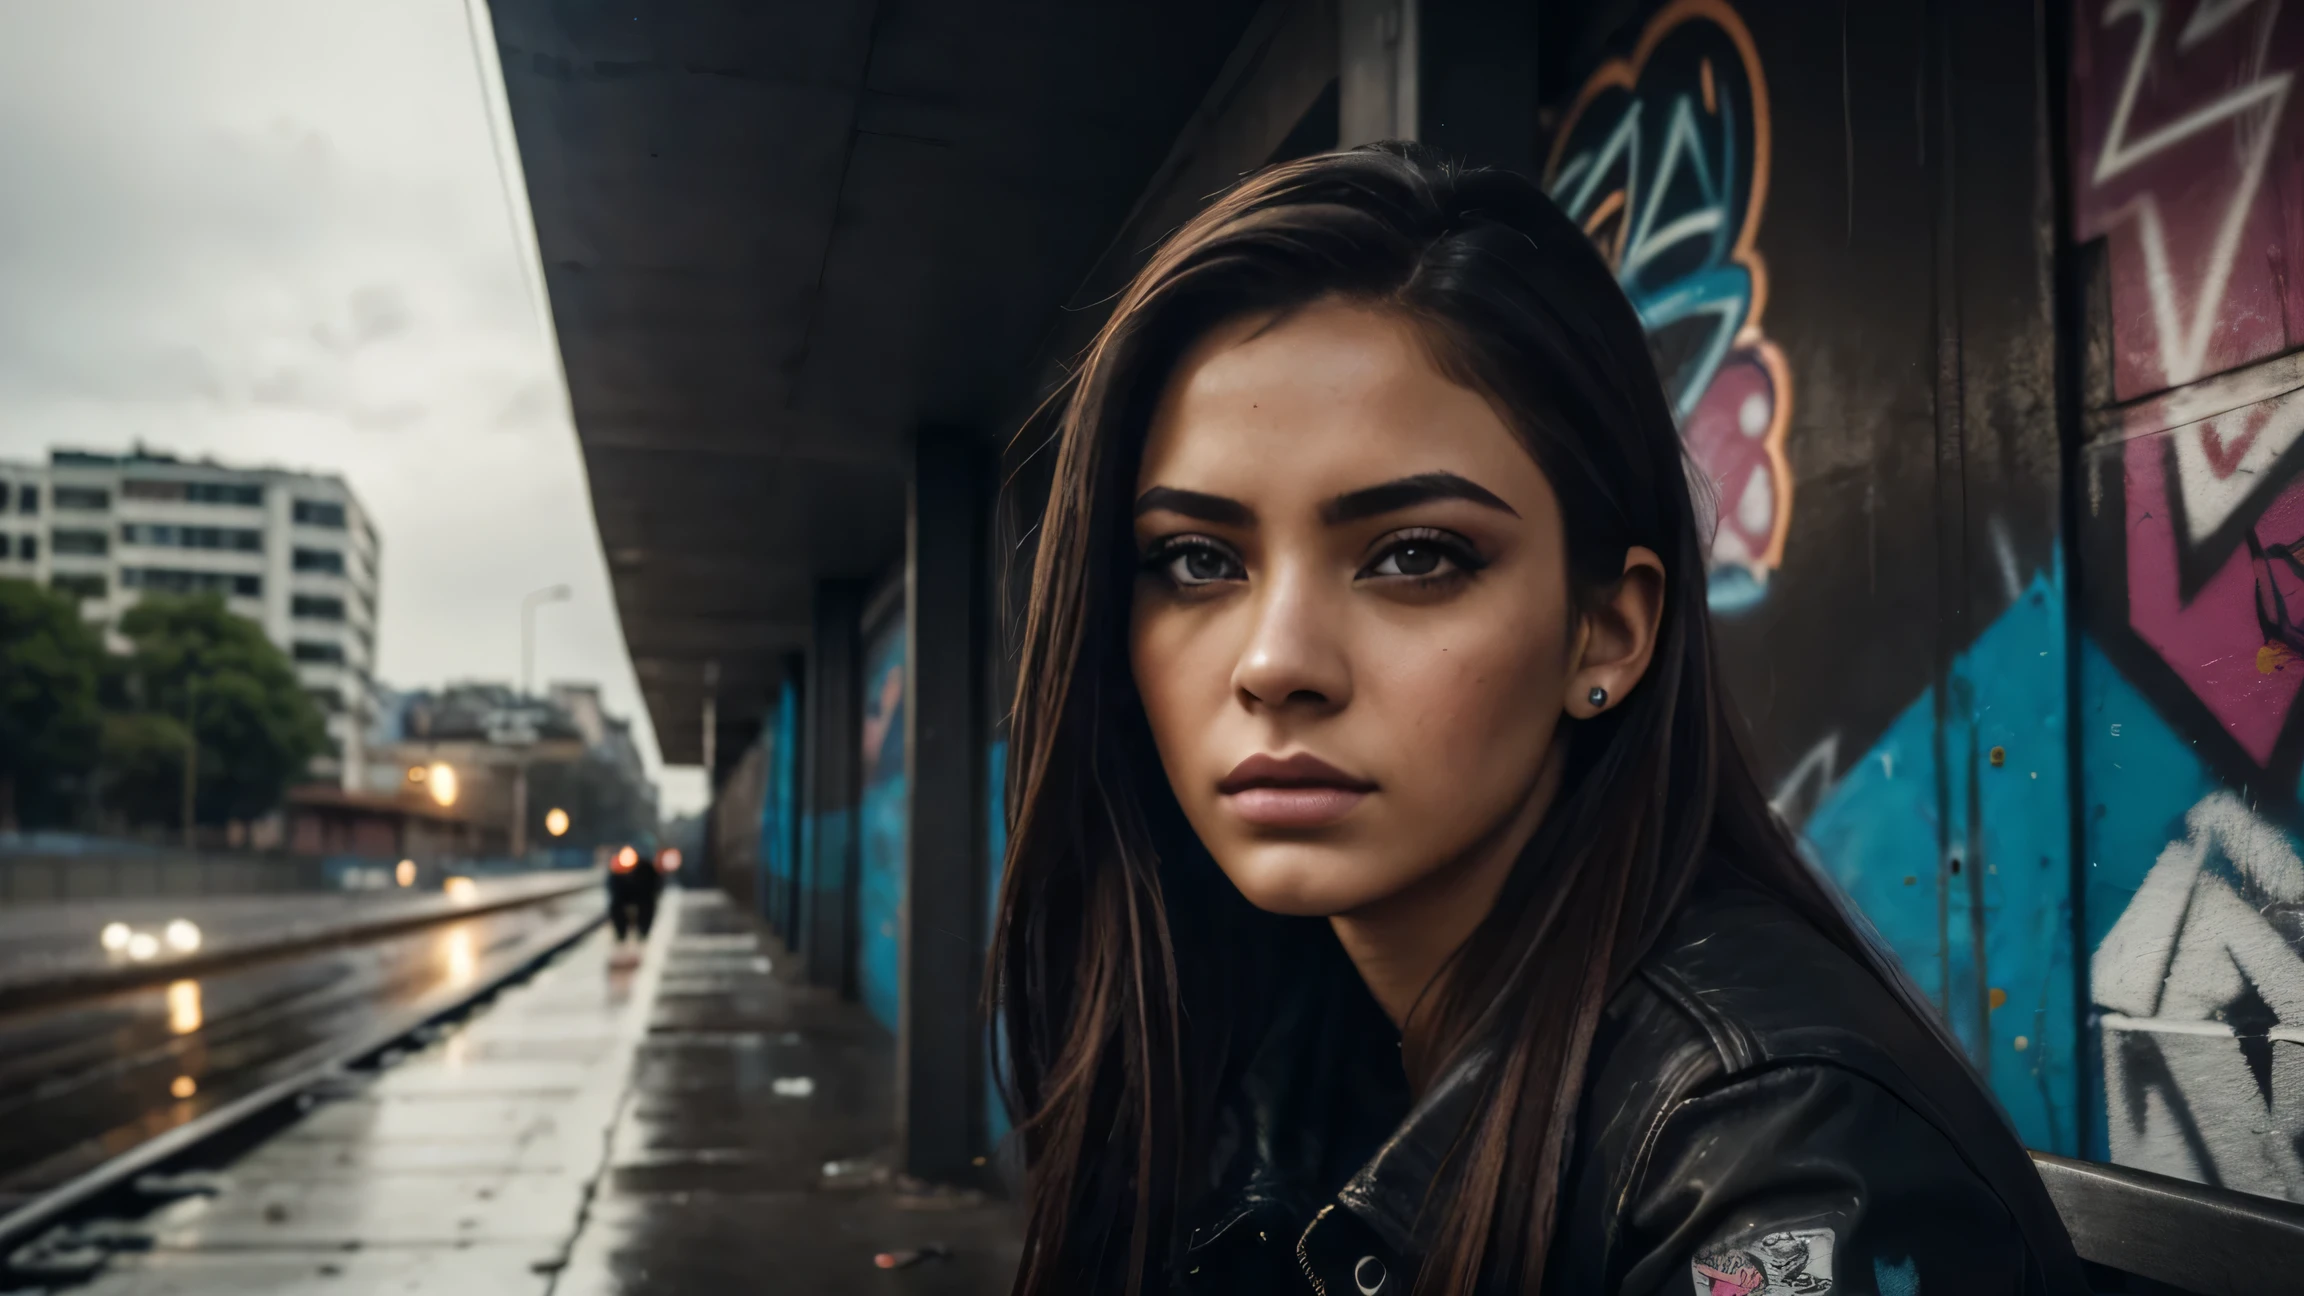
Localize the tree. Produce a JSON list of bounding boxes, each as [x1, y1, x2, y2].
[[107, 594, 328, 826], [0, 579, 105, 829]]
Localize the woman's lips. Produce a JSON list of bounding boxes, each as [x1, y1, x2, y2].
[[1218, 752, 1375, 829]]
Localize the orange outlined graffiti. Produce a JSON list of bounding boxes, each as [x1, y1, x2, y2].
[[1545, 0, 1792, 612]]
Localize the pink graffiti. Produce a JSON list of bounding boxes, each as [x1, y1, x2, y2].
[[2126, 427, 2304, 764], [1681, 346, 1790, 585], [2072, 0, 2304, 399]]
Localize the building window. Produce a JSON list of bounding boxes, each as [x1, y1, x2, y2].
[[292, 499, 347, 528], [51, 528, 108, 556], [306, 685, 345, 713], [18, 485, 37, 515], [51, 573, 106, 600], [0, 482, 11, 510], [120, 522, 262, 552], [292, 594, 346, 621], [293, 547, 346, 574], [292, 639, 345, 664], [120, 478, 263, 506], [0, 534, 10, 560], [190, 481, 263, 505], [121, 567, 261, 597], [52, 486, 110, 511], [20, 535, 35, 561]]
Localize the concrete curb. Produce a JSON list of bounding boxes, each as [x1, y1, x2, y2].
[[0, 874, 598, 1018]]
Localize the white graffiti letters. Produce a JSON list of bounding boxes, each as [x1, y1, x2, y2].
[[2093, 791, 2304, 1199]]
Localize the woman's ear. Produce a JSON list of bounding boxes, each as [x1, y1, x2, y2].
[[1565, 546, 1666, 717]]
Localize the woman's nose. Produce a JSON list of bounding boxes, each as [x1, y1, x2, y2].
[[1230, 567, 1351, 711]]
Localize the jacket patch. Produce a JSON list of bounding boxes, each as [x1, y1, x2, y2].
[[1690, 1228, 1835, 1295]]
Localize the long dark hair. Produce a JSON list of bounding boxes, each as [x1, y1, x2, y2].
[[989, 143, 1924, 1295]]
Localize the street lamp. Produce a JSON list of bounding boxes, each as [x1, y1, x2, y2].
[[520, 584, 572, 698], [545, 807, 570, 837], [513, 585, 571, 866]]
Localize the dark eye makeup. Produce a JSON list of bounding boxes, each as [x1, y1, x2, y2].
[[1137, 526, 1489, 593], [1139, 534, 1244, 588], [1357, 527, 1488, 585]]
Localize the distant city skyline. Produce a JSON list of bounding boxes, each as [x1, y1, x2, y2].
[[0, 1, 706, 814]]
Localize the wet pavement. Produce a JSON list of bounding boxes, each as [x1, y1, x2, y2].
[[0, 892, 592, 1212], [0, 874, 593, 998], [36, 890, 1022, 1295]]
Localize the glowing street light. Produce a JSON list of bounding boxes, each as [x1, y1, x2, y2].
[[426, 762, 459, 807], [545, 807, 570, 838], [395, 859, 416, 888], [100, 921, 132, 953], [164, 918, 202, 953], [613, 845, 639, 873], [126, 931, 161, 962], [658, 848, 682, 874]]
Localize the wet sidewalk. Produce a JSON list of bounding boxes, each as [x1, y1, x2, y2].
[[63, 889, 1021, 1294]]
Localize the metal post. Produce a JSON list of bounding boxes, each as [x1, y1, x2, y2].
[[702, 661, 720, 781], [511, 764, 528, 861], [519, 584, 571, 697]]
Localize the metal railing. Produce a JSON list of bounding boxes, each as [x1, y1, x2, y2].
[[2034, 1152, 2304, 1294]]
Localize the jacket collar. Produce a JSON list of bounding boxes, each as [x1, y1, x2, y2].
[[1329, 1042, 1493, 1257]]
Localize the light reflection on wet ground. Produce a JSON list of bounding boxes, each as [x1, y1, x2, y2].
[[0, 896, 580, 1211], [11, 892, 1022, 1296]]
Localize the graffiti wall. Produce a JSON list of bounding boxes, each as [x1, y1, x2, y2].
[[1549, 0, 2076, 1153], [2073, 0, 2304, 1198], [858, 610, 908, 1033], [758, 679, 799, 931]]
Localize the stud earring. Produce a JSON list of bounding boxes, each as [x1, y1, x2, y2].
[[1587, 686, 1608, 709]]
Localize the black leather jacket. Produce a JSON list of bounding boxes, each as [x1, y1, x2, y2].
[[1175, 877, 2089, 1294]]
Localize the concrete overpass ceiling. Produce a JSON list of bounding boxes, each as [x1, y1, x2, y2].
[[488, 1, 1261, 760]]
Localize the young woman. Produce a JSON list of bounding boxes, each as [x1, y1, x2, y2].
[[989, 144, 2084, 1296]]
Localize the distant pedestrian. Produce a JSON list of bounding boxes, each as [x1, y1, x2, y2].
[[606, 843, 660, 944]]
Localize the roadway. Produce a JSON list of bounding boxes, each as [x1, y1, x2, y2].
[[0, 890, 592, 1214]]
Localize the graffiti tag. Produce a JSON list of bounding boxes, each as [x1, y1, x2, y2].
[[1545, 0, 1792, 613]]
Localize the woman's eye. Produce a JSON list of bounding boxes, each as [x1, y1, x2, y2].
[[1364, 537, 1469, 580], [1371, 542, 1447, 577], [1156, 543, 1243, 586]]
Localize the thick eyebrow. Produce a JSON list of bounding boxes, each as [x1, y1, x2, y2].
[[1133, 486, 1253, 526], [1320, 471, 1520, 525]]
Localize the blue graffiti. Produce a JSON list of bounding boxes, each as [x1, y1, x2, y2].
[[858, 615, 908, 1033], [1550, 92, 1753, 427], [1543, 7, 1791, 617], [1804, 567, 2076, 1153], [1874, 1255, 1921, 1296]]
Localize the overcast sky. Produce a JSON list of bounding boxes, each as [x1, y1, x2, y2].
[[0, 0, 708, 815]]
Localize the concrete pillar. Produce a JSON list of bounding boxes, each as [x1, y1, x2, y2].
[[900, 432, 989, 1182], [802, 580, 865, 992]]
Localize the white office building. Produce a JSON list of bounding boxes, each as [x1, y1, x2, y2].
[[0, 448, 382, 788]]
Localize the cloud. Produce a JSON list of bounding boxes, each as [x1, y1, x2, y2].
[[0, 0, 700, 812]]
